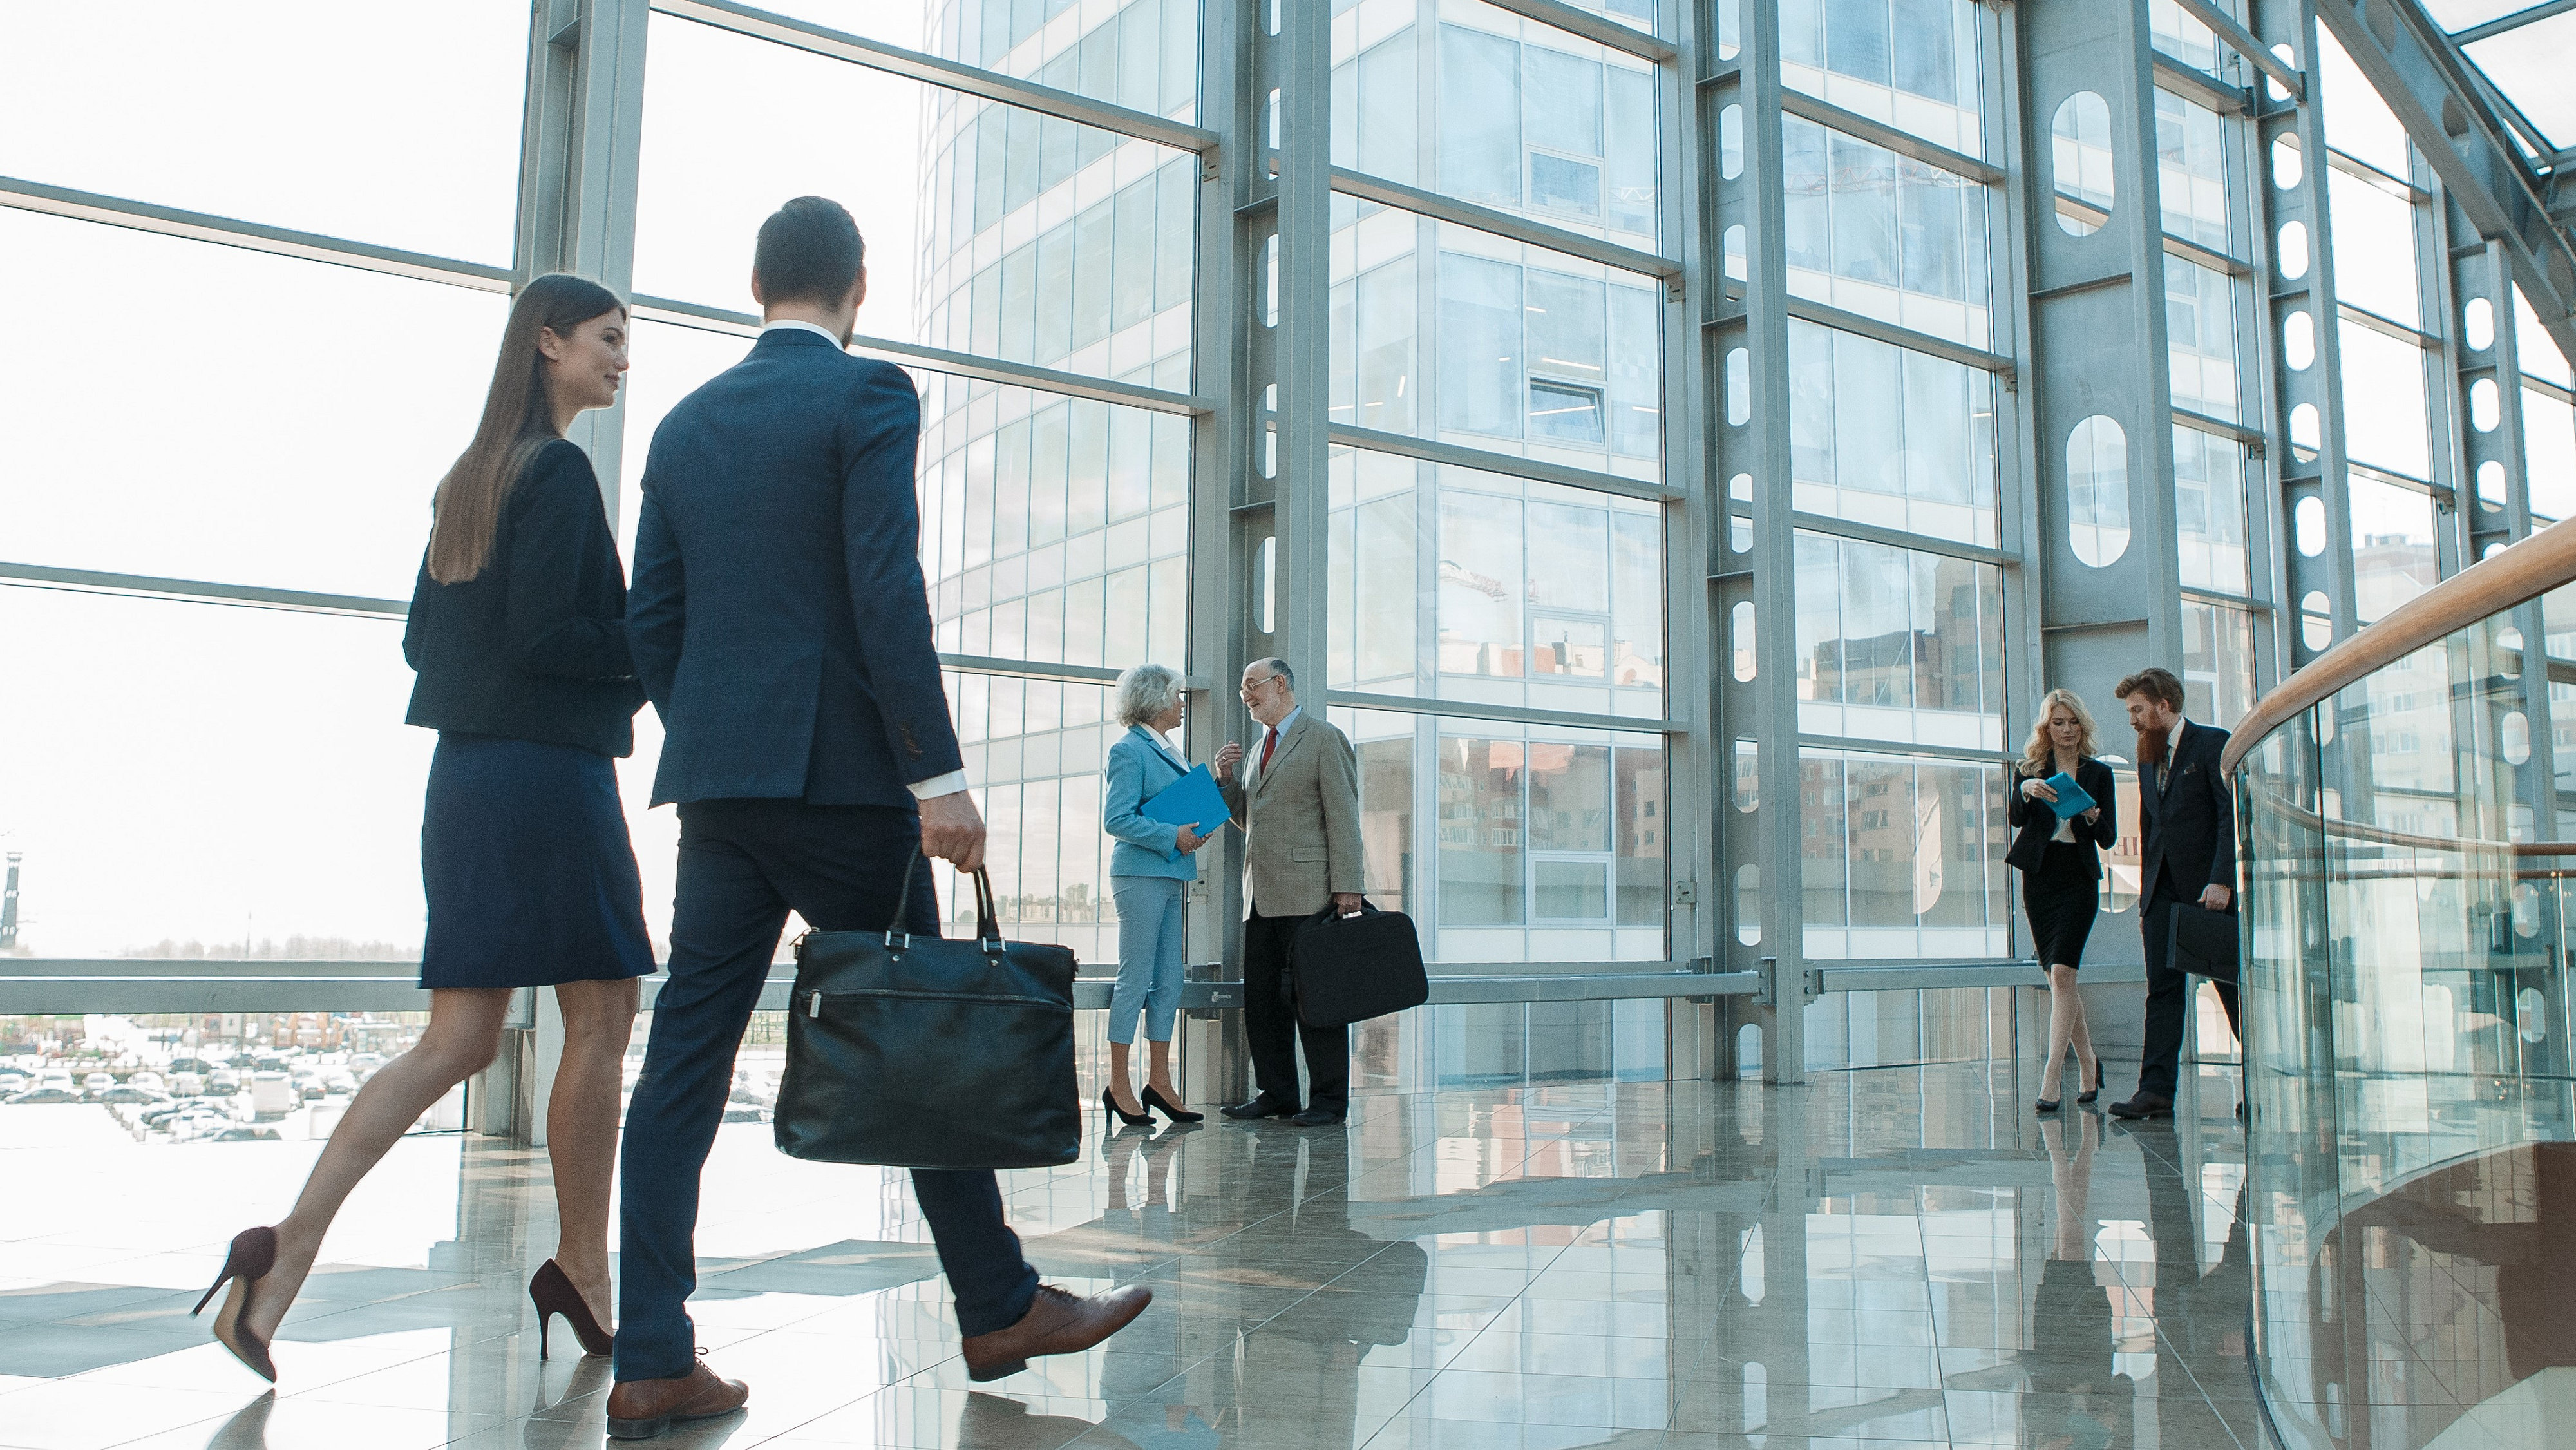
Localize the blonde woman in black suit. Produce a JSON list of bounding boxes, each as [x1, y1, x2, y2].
[[2007, 689, 2118, 1114]]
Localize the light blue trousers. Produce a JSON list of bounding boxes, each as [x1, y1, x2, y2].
[[1108, 875, 1188, 1045]]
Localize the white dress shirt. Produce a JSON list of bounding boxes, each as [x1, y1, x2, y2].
[[759, 320, 964, 801]]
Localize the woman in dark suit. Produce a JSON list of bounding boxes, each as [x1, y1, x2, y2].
[[2008, 687, 2117, 1114], [195, 274, 649, 1381]]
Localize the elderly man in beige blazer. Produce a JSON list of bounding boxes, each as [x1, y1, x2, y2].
[[1211, 657, 1364, 1126]]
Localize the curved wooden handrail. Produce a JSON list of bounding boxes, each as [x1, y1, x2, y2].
[[2222, 519, 2576, 776]]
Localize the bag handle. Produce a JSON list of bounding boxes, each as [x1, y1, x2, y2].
[[886, 848, 1007, 955]]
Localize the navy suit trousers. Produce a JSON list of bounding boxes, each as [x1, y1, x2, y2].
[[2137, 882, 2242, 1102], [613, 799, 1039, 1382]]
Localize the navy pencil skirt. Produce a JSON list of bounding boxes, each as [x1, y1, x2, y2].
[[419, 732, 655, 990]]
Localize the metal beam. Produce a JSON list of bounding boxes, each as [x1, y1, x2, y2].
[[0, 175, 513, 292], [2174, 0, 2307, 100], [2449, 1, 2576, 46], [2152, 52, 2254, 117], [1324, 689, 1683, 737], [1775, 296, 2016, 375], [1776, 90, 2005, 185], [0, 563, 407, 618], [2313, 1, 2576, 368], [1324, 423, 1681, 502], [1475, 0, 1676, 63], [1787, 512, 2013, 567], [1327, 166, 1679, 281], [649, 0, 1219, 155], [629, 294, 1215, 416]]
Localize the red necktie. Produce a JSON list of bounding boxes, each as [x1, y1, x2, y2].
[[1259, 728, 1278, 775]]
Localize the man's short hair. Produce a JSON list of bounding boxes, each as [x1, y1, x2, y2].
[[1251, 656, 1295, 692], [753, 196, 864, 309], [2114, 667, 2186, 712]]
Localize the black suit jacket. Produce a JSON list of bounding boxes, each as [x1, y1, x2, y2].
[[402, 439, 643, 757], [628, 329, 960, 808], [2139, 718, 2235, 904], [2003, 756, 2118, 876]]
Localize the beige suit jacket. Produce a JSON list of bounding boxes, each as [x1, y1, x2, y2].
[[1220, 712, 1365, 918]]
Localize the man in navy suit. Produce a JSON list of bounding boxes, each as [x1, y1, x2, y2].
[[605, 198, 1147, 1438], [2106, 665, 2242, 1123]]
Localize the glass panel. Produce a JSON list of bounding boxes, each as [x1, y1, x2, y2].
[[1339, 6, 1662, 244], [2463, 14, 2576, 150], [753, 0, 1202, 119], [0, 1, 526, 262], [2348, 475, 2438, 624], [0, 589, 429, 957], [1782, 115, 1993, 350], [0, 211, 507, 600], [2164, 253, 2240, 423], [1788, 321, 2000, 547], [2339, 320, 2432, 480], [935, 676, 1122, 962], [2328, 166, 2421, 328], [2148, 0, 2222, 72], [1798, 747, 2012, 960], [923, 382, 1191, 673], [638, 12, 1196, 388], [2515, 285, 2575, 388], [1792, 531, 2007, 750], [1336, 216, 1662, 477], [2049, 91, 2115, 237], [2316, 28, 2412, 177], [1324, 448, 1665, 714], [2182, 598, 2257, 728], [2154, 88, 2231, 253], [1778, 0, 1984, 155], [1345, 711, 1662, 966], [2526, 387, 2576, 524], [2174, 425, 2251, 593]]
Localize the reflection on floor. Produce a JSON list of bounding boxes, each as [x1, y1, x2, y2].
[[0, 1057, 2267, 1449]]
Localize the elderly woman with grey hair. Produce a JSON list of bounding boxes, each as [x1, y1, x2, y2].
[[1098, 662, 1211, 1126]]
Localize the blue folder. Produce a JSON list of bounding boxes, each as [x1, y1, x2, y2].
[[2043, 770, 2096, 820], [1141, 764, 1231, 861]]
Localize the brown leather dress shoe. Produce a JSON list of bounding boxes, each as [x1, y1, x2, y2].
[[605, 1360, 750, 1440], [961, 1284, 1152, 1382]]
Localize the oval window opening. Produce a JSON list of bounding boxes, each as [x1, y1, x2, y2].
[[2067, 415, 2131, 566], [2472, 377, 2501, 432], [1731, 600, 1756, 682], [2295, 494, 2326, 557], [1733, 739, 1758, 812], [1727, 348, 1750, 426], [1721, 104, 1744, 180], [2480, 460, 2508, 509], [2500, 625, 2524, 680], [1736, 864, 1761, 946], [2290, 403, 2321, 454], [2272, 133, 2303, 189], [2278, 220, 2310, 280], [2300, 590, 2331, 650], [2466, 296, 2496, 351], [2283, 310, 2315, 370], [2050, 92, 2116, 236], [2504, 710, 2532, 765]]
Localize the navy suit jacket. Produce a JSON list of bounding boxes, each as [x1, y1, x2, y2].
[[628, 329, 961, 808], [2138, 718, 2235, 905]]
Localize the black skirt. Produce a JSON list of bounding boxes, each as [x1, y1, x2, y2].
[[2022, 842, 2101, 971], [419, 733, 655, 989]]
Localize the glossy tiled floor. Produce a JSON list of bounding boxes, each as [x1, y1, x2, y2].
[[0, 1055, 2268, 1450]]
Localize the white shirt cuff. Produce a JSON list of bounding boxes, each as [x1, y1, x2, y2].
[[907, 770, 971, 801]]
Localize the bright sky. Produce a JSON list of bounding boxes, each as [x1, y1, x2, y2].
[[0, 1, 942, 957]]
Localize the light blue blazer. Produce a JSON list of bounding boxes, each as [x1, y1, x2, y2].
[[1103, 725, 1200, 882]]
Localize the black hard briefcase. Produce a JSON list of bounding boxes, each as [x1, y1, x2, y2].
[[1285, 899, 1429, 1029], [777, 855, 1080, 1170], [2165, 901, 2240, 987]]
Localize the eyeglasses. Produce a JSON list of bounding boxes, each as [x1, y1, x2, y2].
[[1240, 674, 1283, 696]]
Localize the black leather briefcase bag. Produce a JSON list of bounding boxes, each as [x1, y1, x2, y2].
[[776, 855, 1079, 1170], [1286, 900, 1429, 1029], [2165, 901, 2240, 987]]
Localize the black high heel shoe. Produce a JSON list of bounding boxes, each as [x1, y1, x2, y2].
[[1102, 1087, 1153, 1127], [529, 1259, 613, 1359], [1140, 1085, 1203, 1123], [193, 1226, 280, 1382], [2076, 1059, 2105, 1106], [2034, 1095, 2061, 1114]]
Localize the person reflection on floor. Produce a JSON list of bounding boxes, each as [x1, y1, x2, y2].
[[2026, 1112, 2133, 1450], [1099, 1125, 1220, 1450]]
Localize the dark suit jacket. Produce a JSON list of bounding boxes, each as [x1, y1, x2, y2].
[[2139, 718, 2235, 904], [627, 329, 960, 808], [402, 439, 642, 757], [2003, 755, 2118, 876]]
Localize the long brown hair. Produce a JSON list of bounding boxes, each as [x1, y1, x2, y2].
[[426, 274, 627, 583]]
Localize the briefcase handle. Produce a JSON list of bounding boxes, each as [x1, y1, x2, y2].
[[888, 848, 1008, 956]]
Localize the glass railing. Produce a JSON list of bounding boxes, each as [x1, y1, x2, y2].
[[2232, 526, 2576, 1450]]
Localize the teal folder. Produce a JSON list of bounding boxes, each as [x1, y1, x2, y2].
[[2043, 770, 2096, 820], [1142, 764, 1230, 861]]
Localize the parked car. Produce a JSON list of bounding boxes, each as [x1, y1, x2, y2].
[[6, 1087, 84, 1105], [208, 1070, 241, 1093], [81, 1073, 115, 1095], [0, 1072, 27, 1096], [97, 1085, 167, 1105]]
